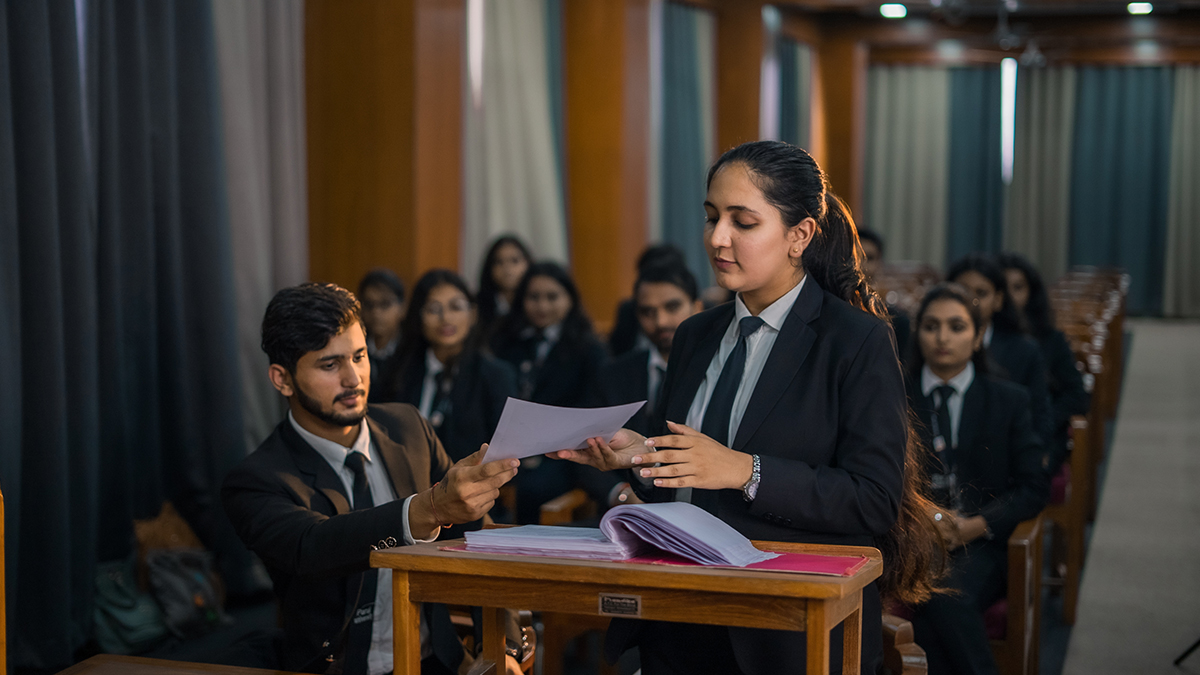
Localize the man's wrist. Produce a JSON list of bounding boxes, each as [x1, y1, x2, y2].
[[407, 487, 442, 540]]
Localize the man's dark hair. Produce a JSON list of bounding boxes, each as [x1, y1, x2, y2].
[[634, 262, 698, 302], [857, 228, 884, 256], [262, 283, 362, 372], [636, 244, 686, 273], [358, 268, 406, 305]]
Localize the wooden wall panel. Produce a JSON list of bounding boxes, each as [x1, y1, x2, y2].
[[815, 33, 867, 214], [563, 0, 650, 333], [714, 0, 767, 153]]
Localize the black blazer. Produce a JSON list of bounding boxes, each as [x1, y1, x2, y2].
[[907, 373, 1049, 542], [221, 404, 462, 672], [492, 330, 608, 408], [988, 327, 1053, 444], [388, 350, 518, 462], [594, 348, 655, 436], [1039, 330, 1090, 428], [619, 280, 907, 673]]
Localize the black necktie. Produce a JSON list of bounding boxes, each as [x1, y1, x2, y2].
[[343, 451, 376, 675], [694, 316, 764, 513]]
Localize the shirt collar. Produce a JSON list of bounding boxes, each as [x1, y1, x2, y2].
[[288, 410, 373, 465], [519, 322, 563, 342], [982, 323, 995, 348], [921, 361, 975, 398], [367, 335, 398, 360], [425, 348, 444, 376], [648, 347, 668, 372], [733, 274, 806, 332]]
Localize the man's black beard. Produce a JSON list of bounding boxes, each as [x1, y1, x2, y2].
[[294, 380, 368, 428]]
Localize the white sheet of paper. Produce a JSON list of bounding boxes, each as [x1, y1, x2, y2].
[[483, 398, 646, 462]]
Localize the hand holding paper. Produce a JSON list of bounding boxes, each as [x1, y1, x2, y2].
[[483, 398, 646, 463]]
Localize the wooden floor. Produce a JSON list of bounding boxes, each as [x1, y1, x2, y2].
[[1064, 319, 1200, 675]]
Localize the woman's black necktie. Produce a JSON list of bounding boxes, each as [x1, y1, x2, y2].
[[343, 451, 376, 675], [694, 316, 765, 513]]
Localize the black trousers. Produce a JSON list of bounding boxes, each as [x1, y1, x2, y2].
[[912, 539, 1007, 675]]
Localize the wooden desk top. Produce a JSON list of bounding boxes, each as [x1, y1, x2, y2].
[[56, 655, 298, 675], [372, 539, 882, 600]]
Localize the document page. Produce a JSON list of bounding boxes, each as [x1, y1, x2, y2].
[[484, 398, 646, 462]]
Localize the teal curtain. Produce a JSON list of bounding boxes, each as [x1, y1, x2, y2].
[[545, 0, 564, 212], [1069, 66, 1174, 315], [660, 2, 711, 285], [777, 39, 811, 149], [945, 66, 1003, 264]]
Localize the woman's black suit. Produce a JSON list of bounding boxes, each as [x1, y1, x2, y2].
[[906, 372, 1049, 675], [615, 279, 908, 675]]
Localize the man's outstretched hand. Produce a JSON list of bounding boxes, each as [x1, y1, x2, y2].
[[410, 445, 517, 539]]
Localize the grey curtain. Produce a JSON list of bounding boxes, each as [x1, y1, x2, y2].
[[946, 66, 1003, 264], [1164, 66, 1200, 318], [660, 1, 715, 286], [777, 38, 811, 150], [1070, 66, 1174, 316], [212, 0, 308, 453], [1, 0, 247, 668], [1004, 66, 1076, 282], [864, 65, 950, 266]]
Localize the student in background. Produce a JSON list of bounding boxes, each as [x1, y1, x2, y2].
[[386, 269, 517, 464], [907, 283, 1048, 675], [947, 254, 1053, 449], [594, 262, 704, 509], [358, 269, 406, 402], [491, 261, 609, 523], [997, 252, 1090, 473], [608, 244, 689, 357], [556, 141, 942, 674], [857, 227, 911, 358], [476, 235, 532, 338]]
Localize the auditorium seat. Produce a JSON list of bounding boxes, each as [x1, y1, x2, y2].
[[988, 515, 1043, 675], [1043, 416, 1090, 624], [881, 613, 927, 675]]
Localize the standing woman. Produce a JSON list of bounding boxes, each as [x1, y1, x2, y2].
[[477, 235, 533, 338], [492, 262, 609, 523], [385, 269, 518, 463], [996, 252, 1090, 473], [557, 141, 942, 674]]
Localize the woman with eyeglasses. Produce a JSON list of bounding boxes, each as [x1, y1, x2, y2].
[[385, 269, 517, 463]]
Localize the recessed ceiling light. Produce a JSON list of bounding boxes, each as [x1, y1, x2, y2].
[[880, 3, 908, 18], [1127, 2, 1153, 14]]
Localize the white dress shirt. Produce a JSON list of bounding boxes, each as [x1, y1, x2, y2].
[[288, 413, 436, 672], [418, 349, 445, 420], [919, 361, 976, 448]]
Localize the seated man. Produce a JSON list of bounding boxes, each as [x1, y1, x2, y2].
[[222, 282, 519, 675]]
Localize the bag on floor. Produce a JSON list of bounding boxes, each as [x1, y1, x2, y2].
[[145, 547, 229, 639], [93, 558, 170, 654]]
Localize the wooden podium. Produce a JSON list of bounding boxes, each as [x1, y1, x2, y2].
[[371, 540, 882, 675]]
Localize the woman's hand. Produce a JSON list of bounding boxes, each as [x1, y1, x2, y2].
[[551, 428, 646, 472], [930, 508, 963, 549], [632, 421, 754, 491]]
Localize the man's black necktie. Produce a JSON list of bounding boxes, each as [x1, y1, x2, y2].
[[693, 316, 765, 513], [343, 451, 376, 675]]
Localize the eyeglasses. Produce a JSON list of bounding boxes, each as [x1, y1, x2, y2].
[[422, 299, 472, 318]]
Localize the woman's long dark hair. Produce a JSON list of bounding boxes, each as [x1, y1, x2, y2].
[[477, 235, 533, 329], [493, 262, 596, 350], [391, 269, 481, 394], [946, 253, 1024, 335], [906, 283, 991, 382], [996, 252, 1056, 337], [707, 140, 944, 604]]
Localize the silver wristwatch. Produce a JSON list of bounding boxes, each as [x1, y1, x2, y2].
[[742, 454, 761, 502]]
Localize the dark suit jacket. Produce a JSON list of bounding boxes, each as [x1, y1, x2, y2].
[[907, 374, 1049, 542], [388, 350, 518, 462], [221, 404, 461, 672], [617, 280, 907, 674], [595, 348, 654, 436], [1038, 329, 1091, 470], [987, 326, 1053, 446], [493, 330, 608, 408], [607, 298, 640, 357]]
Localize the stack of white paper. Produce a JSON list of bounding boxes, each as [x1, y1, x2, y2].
[[464, 502, 778, 567]]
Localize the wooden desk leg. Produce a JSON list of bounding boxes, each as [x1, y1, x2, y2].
[[392, 571, 422, 675], [476, 606, 506, 675], [842, 590, 862, 675], [807, 600, 830, 675]]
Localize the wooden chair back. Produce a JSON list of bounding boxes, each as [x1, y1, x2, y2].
[[990, 514, 1043, 675], [881, 613, 927, 675], [1043, 416, 1089, 624]]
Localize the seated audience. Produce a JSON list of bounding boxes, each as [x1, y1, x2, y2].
[[476, 235, 533, 339], [947, 253, 1053, 448], [222, 282, 520, 675], [997, 252, 1091, 473], [386, 269, 518, 464], [857, 227, 911, 357], [608, 244, 688, 357], [907, 283, 1049, 675], [358, 268, 406, 402], [491, 262, 609, 523]]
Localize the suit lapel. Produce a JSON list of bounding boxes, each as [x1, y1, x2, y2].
[[666, 306, 733, 423], [282, 420, 354, 516], [732, 280, 822, 450], [369, 415, 419, 498]]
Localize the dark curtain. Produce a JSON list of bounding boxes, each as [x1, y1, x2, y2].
[[778, 39, 800, 147], [1069, 66, 1174, 316], [945, 66, 1003, 265], [1, 0, 248, 669], [660, 1, 711, 286]]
